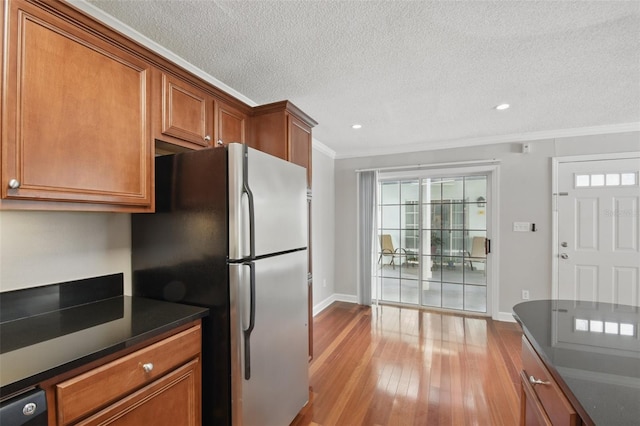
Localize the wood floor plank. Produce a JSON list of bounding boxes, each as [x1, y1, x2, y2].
[[291, 302, 523, 426]]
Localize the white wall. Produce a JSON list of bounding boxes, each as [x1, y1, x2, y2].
[[311, 143, 337, 314], [0, 211, 132, 293], [334, 132, 640, 320]]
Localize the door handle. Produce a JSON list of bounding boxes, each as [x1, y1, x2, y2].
[[243, 261, 256, 380], [560, 253, 569, 259], [241, 145, 255, 259]]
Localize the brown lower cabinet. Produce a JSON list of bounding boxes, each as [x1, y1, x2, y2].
[[520, 336, 581, 426], [41, 323, 201, 426]]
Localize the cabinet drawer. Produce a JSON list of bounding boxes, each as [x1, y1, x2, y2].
[[520, 370, 552, 426], [56, 325, 201, 425], [76, 358, 201, 426], [521, 336, 579, 426]]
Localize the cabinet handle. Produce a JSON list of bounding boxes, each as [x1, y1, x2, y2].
[[529, 375, 549, 386], [217, 140, 224, 146], [204, 135, 211, 142], [8, 179, 20, 189], [142, 363, 154, 373]]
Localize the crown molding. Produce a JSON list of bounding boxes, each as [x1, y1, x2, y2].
[[312, 139, 337, 159], [67, 0, 257, 107], [335, 122, 640, 159]]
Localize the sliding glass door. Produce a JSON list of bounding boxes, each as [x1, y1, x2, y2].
[[375, 174, 489, 313]]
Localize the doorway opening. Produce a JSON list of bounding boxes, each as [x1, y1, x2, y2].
[[374, 172, 491, 313]]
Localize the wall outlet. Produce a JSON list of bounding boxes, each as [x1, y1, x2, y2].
[[522, 290, 530, 300], [323, 279, 327, 288]]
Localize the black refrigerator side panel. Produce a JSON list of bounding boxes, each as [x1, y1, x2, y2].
[[131, 148, 229, 425]]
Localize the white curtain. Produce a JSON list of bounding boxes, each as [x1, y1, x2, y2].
[[356, 170, 377, 305]]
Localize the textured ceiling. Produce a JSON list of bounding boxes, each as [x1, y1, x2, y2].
[[82, 0, 640, 158]]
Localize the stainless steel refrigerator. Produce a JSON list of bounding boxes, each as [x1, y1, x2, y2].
[[131, 143, 309, 426]]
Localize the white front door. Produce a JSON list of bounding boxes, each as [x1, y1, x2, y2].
[[557, 157, 640, 304]]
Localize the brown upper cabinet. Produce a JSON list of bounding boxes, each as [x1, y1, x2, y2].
[[154, 73, 248, 151], [157, 72, 214, 150], [1, 0, 153, 211], [250, 101, 317, 188], [216, 101, 247, 147]]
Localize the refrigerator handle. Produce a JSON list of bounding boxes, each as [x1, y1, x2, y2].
[[242, 145, 256, 259], [243, 261, 256, 380]]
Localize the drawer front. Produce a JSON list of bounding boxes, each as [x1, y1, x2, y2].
[[57, 325, 201, 425], [76, 358, 201, 426], [521, 336, 579, 426], [520, 370, 553, 426]]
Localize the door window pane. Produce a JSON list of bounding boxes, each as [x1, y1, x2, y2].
[[423, 178, 443, 202], [576, 175, 590, 187], [401, 204, 419, 229], [401, 180, 419, 204], [465, 176, 487, 203], [606, 174, 620, 186], [381, 206, 400, 229], [464, 285, 486, 312], [401, 279, 419, 304], [423, 203, 442, 229], [442, 283, 463, 310], [591, 174, 605, 186], [381, 182, 399, 204], [442, 178, 464, 201], [621, 173, 636, 185], [422, 255, 442, 281], [422, 281, 441, 307], [382, 277, 400, 302]]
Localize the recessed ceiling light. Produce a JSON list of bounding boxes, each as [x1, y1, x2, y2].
[[495, 103, 510, 110], [351, 124, 362, 129]]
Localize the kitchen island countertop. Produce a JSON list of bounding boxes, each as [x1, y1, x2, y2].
[[513, 300, 640, 426]]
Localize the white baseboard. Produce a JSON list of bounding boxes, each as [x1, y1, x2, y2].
[[313, 293, 358, 316], [494, 311, 517, 323], [314, 294, 518, 324]]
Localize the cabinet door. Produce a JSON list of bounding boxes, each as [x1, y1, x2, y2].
[[521, 337, 580, 426], [161, 74, 213, 149], [76, 359, 201, 426], [2, 1, 152, 208], [216, 101, 246, 147], [520, 371, 553, 426], [288, 115, 312, 188]]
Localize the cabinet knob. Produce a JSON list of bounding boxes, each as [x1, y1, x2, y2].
[[22, 402, 37, 416], [217, 140, 224, 146], [560, 253, 569, 259], [142, 363, 154, 373], [8, 179, 20, 189], [204, 135, 211, 142]]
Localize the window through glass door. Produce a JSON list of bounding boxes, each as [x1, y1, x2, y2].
[[376, 175, 488, 313]]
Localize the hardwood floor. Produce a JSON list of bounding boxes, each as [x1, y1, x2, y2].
[[291, 302, 523, 426]]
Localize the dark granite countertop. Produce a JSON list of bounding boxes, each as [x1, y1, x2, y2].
[[513, 300, 640, 426], [0, 275, 208, 398]]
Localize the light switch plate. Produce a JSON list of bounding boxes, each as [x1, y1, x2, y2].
[[513, 222, 530, 232]]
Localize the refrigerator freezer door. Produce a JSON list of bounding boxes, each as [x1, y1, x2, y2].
[[229, 250, 309, 426], [228, 143, 307, 260]]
